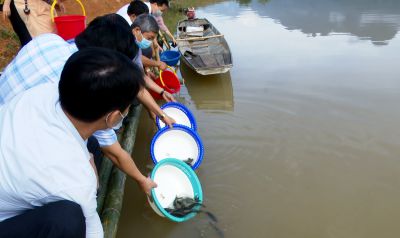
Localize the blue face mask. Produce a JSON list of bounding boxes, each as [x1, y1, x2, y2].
[[136, 33, 152, 49]]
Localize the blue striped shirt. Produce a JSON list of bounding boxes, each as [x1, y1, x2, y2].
[[0, 33, 120, 147]]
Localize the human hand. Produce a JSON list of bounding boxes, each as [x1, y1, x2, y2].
[[162, 91, 176, 102], [146, 70, 157, 80], [148, 110, 156, 121], [2, 4, 11, 20], [54, 1, 66, 13], [161, 114, 176, 128], [139, 176, 157, 196], [157, 61, 167, 71], [171, 39, 177, 48], [58, 2, 66, 13]]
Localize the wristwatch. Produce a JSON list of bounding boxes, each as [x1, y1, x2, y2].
[[159, 89, 165, 96]]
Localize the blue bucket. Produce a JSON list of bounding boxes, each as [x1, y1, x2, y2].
[[148, 158, 203, 222], [156, 102, 197, 131], [151, 124, 204, 169], [160, 50, 181, 66]]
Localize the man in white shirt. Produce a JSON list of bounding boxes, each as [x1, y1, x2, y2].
[[0, 48, 145, 238], [0, 13, 169, 197], [116, 0, 149, 26]]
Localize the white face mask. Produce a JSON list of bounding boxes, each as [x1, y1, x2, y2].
[[106, 111, 127, 130]]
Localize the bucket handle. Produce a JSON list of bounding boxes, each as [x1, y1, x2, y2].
[[159, 66, 177, 88], [50, 0, 86, 22]]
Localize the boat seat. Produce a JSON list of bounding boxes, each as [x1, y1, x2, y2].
[[189, 53, 231, 68]]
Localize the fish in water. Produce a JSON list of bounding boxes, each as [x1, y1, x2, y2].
[[183, 158, 194, 166], [164, 196, 224, 238], [164, 196, 203, 217]]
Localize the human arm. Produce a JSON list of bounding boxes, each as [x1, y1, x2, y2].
[[164, 30, 177, 46], [153, 38, 163, 53], [155, 16, 177, 46], [92, 129, 156, 195], [141, 55, 167, 70], [137, 88, 176, 127], [2, 0, 11, 20], [144, 74, 176, 102], [101, 142, 156, 195]]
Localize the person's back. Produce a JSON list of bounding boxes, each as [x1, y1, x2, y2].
[[0, 48, 145, 238], [0, 83, 94, 220]]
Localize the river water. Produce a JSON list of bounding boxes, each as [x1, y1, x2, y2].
[[117, 0, 400, 237]]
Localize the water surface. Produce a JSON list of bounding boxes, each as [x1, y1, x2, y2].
[[117, 1, 400, 237]]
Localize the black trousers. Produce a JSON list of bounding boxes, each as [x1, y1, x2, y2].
[[8, 0, 32, 47], [87, 136, 103, 171], [0, 200, 85, 238]]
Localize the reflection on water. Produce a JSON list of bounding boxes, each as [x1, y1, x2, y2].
[[118, 1, 400, 238], [206, 0, 400, 45], [180, 63, 234, 111]]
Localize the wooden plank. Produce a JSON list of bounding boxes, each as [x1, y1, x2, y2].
[[176, 34, 224, 41], [199, 54, 218, 67], [97, 158, 113, 213]]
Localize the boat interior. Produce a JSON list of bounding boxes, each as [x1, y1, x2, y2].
[[177, 19, 232, 70]]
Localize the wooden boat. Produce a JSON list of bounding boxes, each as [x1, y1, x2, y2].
[[176, 18, 233, 75]]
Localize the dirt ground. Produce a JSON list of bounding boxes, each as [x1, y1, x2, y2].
[[0, 0, 128, 69], [0, 0, 212, 69], [0, 18, 19, 70]]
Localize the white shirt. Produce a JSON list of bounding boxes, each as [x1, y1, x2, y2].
[[116, 2, 153, 26], [0, 84, 103, 238], [116, 4, 132, 25], [0, 33, 143, 148], [144, 2, 152, 13]]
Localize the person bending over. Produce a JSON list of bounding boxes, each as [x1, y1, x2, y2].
[[132, 14, 176, 103], [0, 48, 146, 238], [0, 13, 171, 196]]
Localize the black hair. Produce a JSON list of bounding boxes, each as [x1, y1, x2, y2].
[[75, 14, 138, 60], [150, 0, 169, 7], [59, 48, 145, 123], [127, 0, 149, 16], [131, 14, 159, 33]]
